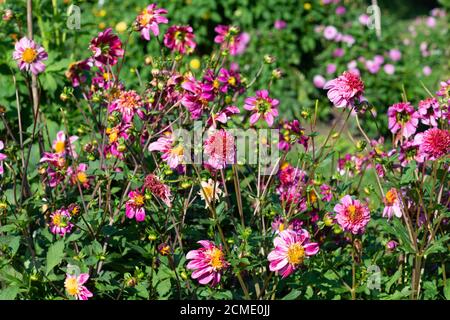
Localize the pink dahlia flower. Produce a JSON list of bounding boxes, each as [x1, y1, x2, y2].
[[217, 68, 241, 93], [274, 20, 287, 30], [50, 209, 74, 236], [109, 90, 143, 123], [65, 59, 92, 87], [13, 37, 48, 75], [268, 229, 319, 278], [388, 49, 402, 61], [65, 273, 93, 300], [143, 174, 172, 207], [135, 3, 168, 41], [68, 163, 91, 189], [382, 188, 402, 219], [0, 140, 7, 175], [214, 25, 250, 56], [398, 140, 424, 167], [148, 132, 185, 169], [387, 102, 419, 139], [323, 25, 338, 40], [383, 64, 395, 75], [164, 25, 196, 54], [313, 75, 326, 89], [186, 241, 229, 286], [414, 128, 450, 161], [203, 129, 235, 170], [52, 130, 78, 158], [418, 98, 441, 127], [89, 28, 124, 67], [278, 120, 308, 152], [320, 184, 333, 202], [334, 195, 370, 234], [125, 190, 146, 222], [244, 89, 279, 127], [181, 76, 214, 120], [324, 71, 365, 109], [207, 105, 240, 127], [104, 124, 131, 159]]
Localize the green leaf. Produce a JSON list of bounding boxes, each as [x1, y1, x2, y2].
[[156, 278, 171, 297], [444, 279, 450, 300], [0, 286, 20, 300], [46, 240, 65, 275], [282, 289, 301, 300]]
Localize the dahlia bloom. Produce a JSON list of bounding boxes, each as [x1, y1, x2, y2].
[[65, 273, 93, 300], [313, 75, 326, 89], [203, 129, 235, 169], [109, 90, 143, 123], [334, 195, 370, 234], [214, 25, 249, 56], [0, 140, 6, 175], [68, 163, 91, 189], [135, 3, 168, 41], [383, 64, 395, 75], [268, 229, 319, 278], [13, 37, 48, 75], [382, 188, 403, 219], [418, 98, 441, 127], [386, 240, 399, 251], [217, 68, 241, 93], [52, 131, 78, 158], [398, 140, 424, 167], [414, 128, 450, 161], [324, 71, 365, 109], [320, 184, 333, 202], [125, 190, 146, 222], [148, 132, 185, 169], [89, 28, 124, 67], [181, 76, 214, 119], [387, 102, 420, 139], [323, 26, 338, 40], [278, 119, 308, 152], [50, 209, 74, 236], [65, 59, 93, 87], [198, 179, 223, 208], [186, 241, 229, 286], [244, 90, 279, 127], [105, 124, 131, 159], [143, 174, 172, 207], [274, 20, 287, 30], [163, 25, 196, 54], [388, 49, 402, 61]]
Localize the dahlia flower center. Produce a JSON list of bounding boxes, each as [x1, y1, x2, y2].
[[175, 31, 186, 41], [209, 248, 225, 270], [108, 128, 119, 143], [256, 99, 271, 114], [344, 72, 364, 93], [22, 47, 38, 63], [65, 277, 79, 296], [385, 190, 397, 206], [202, 185, 215, 202], [396, 112, 410, 124], [213, 79, 220, 89], [52, 213, 67, 227], [77, 172, 88, 184], [55, 141, 66, 153], [347, 205, 362, 222], [171, 144, 184, 157], [120, 93, 140, 109], [287, 243, 305, 265], [227, 76, 236, 86], [139, 11, 154, 26], [133, 194, 145, 206]]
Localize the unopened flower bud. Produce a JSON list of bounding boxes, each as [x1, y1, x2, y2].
[[264, 55, 276, 64], [272, 68, 283, 79]]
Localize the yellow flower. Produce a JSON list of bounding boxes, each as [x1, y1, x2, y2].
[[304, 2, 312, 10], [98, 22, 106, 30], [115, 21, 127, 33], [189, 58, 201, 70]]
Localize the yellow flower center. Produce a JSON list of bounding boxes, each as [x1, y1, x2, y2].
[[22, 47, 38, 63], [202, 185, 215, 202], [213, 79, 220, 89], [385, 189, 397, 206], [65, 277, 79, 296], [52, 214, 61, 226], [287, 243, 305, 265], [77, 172, 88, 184], [134, 195, 145, 206], [347, 205, 362, 222], [227, 76, 236, 86], [209, 248, 225, 270], [171, 144, 184, 157], [139, 11, 153, 26], [54, 141, 66, 154], [108, 128, 119, 143]]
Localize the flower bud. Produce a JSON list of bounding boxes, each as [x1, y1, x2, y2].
[[264, 55, 276, 64], [271, 68, 283, 79]]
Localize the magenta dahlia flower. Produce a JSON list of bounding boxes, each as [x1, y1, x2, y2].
[[65, 59, 93, 87], [135, 3, 168, 41], [203, 129, 236, 170], [0, 140, 7, 175], [186, 240, 229, 286], [414, 128, 450, 161], [125, 190, 146, 222], [163, 25, 196, 54], [320, 184, 333, 202], [398, 140, 424, 167], [109, 90, 143, 123], [49, 209, 74, 236], [324, 71, 365, 109], [244, 90, 279, 127], [387, 102, 420, 139], [334, 195, 370, 234], [382, 188, 402, 219], [181, 76, 214, 120], [65, 273, 93, 300], [207, 105, 240, 127], [278, 119, 308, 152], [148, 132, 185, 169], [13, 37, 48, 75], [52, 130, 78, 158], [143, 174, 172, 207], [67, 163, 91, 189], [268, 229, 319, 278], [89, 28, 124, 67], [418, 98, 441, 127], [105, 124, 131, 159], [214, 25, 250, 56]]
